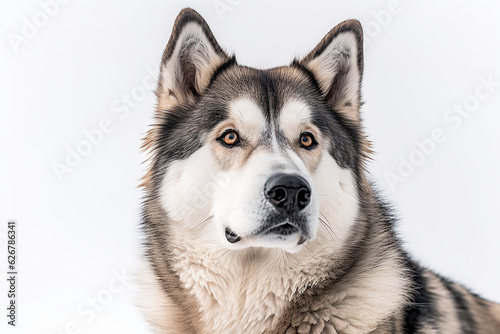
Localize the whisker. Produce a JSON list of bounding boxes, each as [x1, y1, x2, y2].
[[233, 102, 245, 124], [220, 207, 239, 218], [319, 218, 335, 242], [297, 105, 308, 119], [193, 215, 214, 231], [319, 215, 339, 242], [302, 243, 312, 252], [192, 207, 239, 231]]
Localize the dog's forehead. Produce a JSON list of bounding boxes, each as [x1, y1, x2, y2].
[[220, 66, 317, 132], [227, 98, 312, 130]]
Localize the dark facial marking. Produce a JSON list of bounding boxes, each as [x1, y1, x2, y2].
[[259, 70, 274, 122], [290, 60, 322, 95], [206, 56, 237, 90]]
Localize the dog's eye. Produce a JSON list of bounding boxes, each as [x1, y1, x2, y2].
[[299, 132, 317, 149], [219, 130, 240, 147]]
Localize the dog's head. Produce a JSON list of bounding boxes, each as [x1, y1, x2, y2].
[[143, 9, 369, 253]]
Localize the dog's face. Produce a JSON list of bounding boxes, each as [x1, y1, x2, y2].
[[145, 9, 366, 253]]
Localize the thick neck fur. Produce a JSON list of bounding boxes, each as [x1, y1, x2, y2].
[[158, 185, 411, 334], [169, 243, 320, 333]]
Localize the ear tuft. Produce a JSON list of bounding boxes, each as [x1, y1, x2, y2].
[[158, 8, 233, 108], [298, 19, 364, 123]]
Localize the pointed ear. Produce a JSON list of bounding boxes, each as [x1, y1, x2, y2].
[[298, 20, 364, 123], [158, 8, 233, 107]]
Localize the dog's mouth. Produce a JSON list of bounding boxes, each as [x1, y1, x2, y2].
[[225, 223, 307, 246]]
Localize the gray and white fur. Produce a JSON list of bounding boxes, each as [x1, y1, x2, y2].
[[138, 8, 500, 334]]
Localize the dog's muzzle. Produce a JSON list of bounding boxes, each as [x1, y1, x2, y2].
[[224, 174, 312, 246]]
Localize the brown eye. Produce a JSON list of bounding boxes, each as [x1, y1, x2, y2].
[[299, 132, 317, 149], [219, 130, 239, 147]]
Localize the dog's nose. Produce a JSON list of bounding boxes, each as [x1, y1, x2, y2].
[[264, 174, 311, 212]]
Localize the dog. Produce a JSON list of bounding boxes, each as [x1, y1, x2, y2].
[[138, 8, 500, 334]]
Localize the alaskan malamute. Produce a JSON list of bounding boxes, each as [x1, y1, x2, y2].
[[139, 8, 500, 333]]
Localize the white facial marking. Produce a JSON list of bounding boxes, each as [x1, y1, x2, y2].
[[161, 145, 223, 227], [279, 100, 312, 137], [213, 148, 314, 250], [228, 98, 266, 136], [312, 153, 359, 249]]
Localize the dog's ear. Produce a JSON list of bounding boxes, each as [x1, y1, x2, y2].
[[297, 20, 363, 123], [158, 8, 233, 107]]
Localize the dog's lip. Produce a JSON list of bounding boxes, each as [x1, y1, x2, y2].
[[261, 222, 299, 236], [264, 223, 309, 245], [254, 220, 311, 238]]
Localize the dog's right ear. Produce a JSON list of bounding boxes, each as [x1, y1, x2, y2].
[[158, 8, 233, 108]]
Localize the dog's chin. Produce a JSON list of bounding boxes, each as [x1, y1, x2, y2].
[[224, 235, 306, 253], [250, 233, 307, 253]]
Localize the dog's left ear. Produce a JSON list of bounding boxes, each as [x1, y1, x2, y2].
[[298, 20, 363, 123]]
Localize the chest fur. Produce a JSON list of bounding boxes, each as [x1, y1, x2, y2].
[[169, 245, 408, 334], [171, 248, 324, 334]]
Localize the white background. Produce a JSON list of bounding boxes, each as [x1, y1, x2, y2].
[[1, 0, 499, 333]]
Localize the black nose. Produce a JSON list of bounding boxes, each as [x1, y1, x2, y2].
[[264, 174, 311, 212]]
